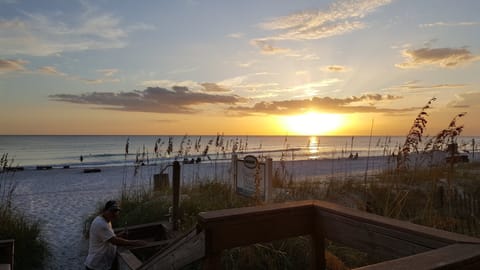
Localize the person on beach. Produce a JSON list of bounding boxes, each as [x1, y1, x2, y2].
[[85, 200, 146, 270]]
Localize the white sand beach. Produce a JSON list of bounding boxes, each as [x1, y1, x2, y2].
[[8, 155, 397, 269]]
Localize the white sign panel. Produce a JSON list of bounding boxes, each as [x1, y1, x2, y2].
[[236, 155, 266, 198]]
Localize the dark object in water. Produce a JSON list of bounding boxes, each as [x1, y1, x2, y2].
[[36, 165, 52, 170], [63, 165, 70, 169], [84, 168, 101, 173], [445, 155, 469, 163], [4, 166, 24, 172]]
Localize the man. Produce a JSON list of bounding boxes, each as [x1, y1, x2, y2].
[[85, 200, 147, 270]]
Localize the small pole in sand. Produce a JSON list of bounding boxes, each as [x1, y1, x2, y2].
[[350, 136, 354, 156], [364, 119, 374, 209], [172, 161, 180, 231]]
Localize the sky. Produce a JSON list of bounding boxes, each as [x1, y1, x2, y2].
[[1, 0, 479, 136]]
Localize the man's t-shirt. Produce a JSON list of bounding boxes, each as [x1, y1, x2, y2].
[[85, 215, 116, 270]]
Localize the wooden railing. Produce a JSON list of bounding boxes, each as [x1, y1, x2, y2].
[[0, 239, 14, 270], [117, 200, 480, 269], [197, 200, 480, 269]]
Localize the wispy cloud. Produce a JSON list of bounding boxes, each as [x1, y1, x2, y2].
[[447, 91, 480, 109], [167, 66, 198, 75], [78, 77, 120, 84], [322, 65, 349, 72], [0, 5, 153, 56], [227, 32, 244, 39], [141, 79, 199, 90], [0, 59, 28, 73], [420, 21, 480, 28], [251, 0, 392, 56], [254, 0, 391, 44], [37, 66, 66, 76], [251, 40, 292, 55], [35, 65, 120, 83], [396, 47, 480, 69], [97, 69, 119, 77], [229, 94, 403, 116], [389, 81, 467, 92], [49, 86, 243, 114]]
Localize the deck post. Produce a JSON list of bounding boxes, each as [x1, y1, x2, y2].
[[202, 253, 221, 270], [311, 235, 326, 270]]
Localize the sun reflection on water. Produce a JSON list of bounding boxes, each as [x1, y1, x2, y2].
[[308, 136, 320, 158]]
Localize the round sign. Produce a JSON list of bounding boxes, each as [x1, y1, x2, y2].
[[243, 155, 258, 169]]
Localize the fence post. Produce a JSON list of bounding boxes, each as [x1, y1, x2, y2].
[[312, 218, 326, 270], [172, 161, 180, 231], [265, 158, 273, 203], [231, 154, 238, 192]]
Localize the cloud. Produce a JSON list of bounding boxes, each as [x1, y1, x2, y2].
[[229, 94, 403, 116], [396, 47, 479, 69], [255, 0, 391, 43], [227, 32, 244, 38], [447, 92, 480, 109], [200, 83, 232, 93], [322, 65, 348, 72], [97, 69, 119, 77], [0, 59, 28, 73], [390, 81, 467, 92], [49, 86, 243, 114], [38, 66, 66, 76], [0, 5, 153, 56], [236, 60, 256, 68], [251, 40, 291, 55], [78, 77, 120, 84], [291, 79, 342, 91], [420, 21, 480, 28], [141, 79, 199, 90]]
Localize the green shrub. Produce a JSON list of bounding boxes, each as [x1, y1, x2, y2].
[[0, 207, 49, 269]]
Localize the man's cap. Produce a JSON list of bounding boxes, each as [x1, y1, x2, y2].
[[104, 200, 121, 212]]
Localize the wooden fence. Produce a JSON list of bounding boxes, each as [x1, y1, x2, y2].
[[436, 186, 480, 236]]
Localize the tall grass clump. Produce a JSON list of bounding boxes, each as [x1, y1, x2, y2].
[[0, 154, 49, 269], [84, 187, 171, 237], [397, 97, 436, 170]]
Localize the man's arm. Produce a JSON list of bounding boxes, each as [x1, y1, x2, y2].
[[108, 236, 147, 247]]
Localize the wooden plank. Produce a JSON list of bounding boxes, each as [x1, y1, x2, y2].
[[314, 200, 480, 245], [117, 248, 142, 270], [114, 222, 168, 241], [313, 201, 480, 260], [354, 244, 480, 270], [198, 200, 315, 222], [317, 210, 440, 259], [139, 230, 205, 270], [199, 202, 314, 253]]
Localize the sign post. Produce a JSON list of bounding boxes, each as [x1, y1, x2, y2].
[[232, 154, 272, 202]]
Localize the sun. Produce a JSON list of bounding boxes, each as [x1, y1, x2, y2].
[[283, 112, 345, 135]]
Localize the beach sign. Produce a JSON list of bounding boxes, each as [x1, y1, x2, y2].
[[232, 154, 272, 202]]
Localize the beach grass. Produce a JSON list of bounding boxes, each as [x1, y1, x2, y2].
[[1, 156, 49, 270]]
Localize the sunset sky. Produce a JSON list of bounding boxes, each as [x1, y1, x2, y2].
[[1, 0, 479, 136]]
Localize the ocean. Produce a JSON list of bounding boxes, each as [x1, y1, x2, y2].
[[1, 135, 479, 169]]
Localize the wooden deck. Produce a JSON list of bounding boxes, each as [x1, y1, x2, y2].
[[117, 200, 480, 269]]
